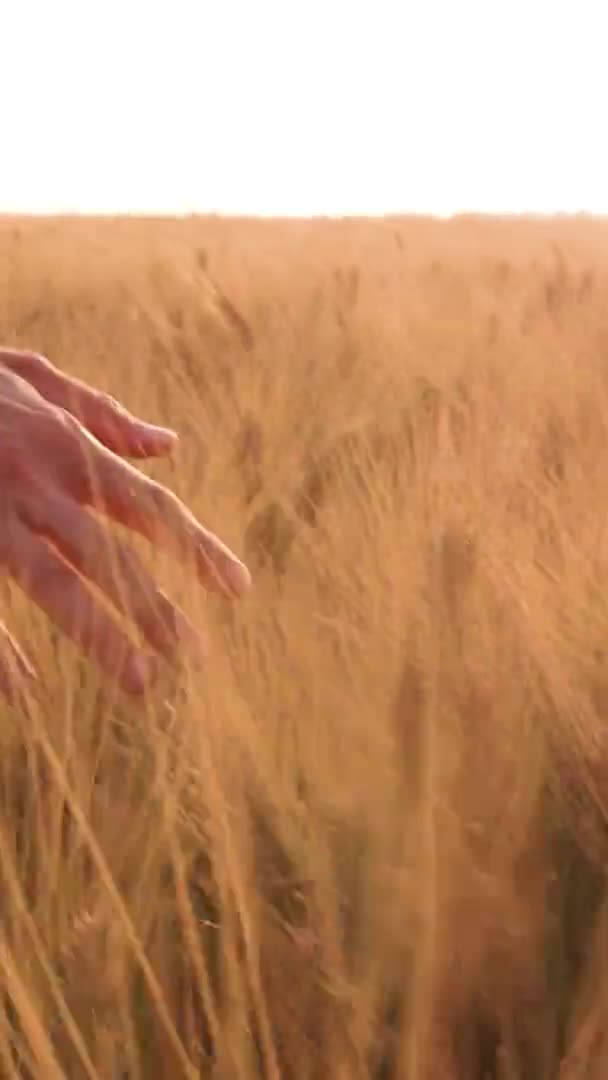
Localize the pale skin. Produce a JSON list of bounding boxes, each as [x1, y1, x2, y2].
[[0, 348, 251, 701]]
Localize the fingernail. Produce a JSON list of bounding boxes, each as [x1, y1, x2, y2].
[[138, 423, 178, 445], [124, 653, 157, 695]]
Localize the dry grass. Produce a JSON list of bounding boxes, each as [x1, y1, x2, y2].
[[1, 214, 608, 1077]]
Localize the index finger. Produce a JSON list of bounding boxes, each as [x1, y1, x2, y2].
[[0, 349, 177, 460], [82, 441, 252, 599]]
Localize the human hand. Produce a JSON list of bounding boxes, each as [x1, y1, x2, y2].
[[0, 349, 251, 700]]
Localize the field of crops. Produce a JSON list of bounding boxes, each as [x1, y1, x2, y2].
[[1, 214, 608, 1077]]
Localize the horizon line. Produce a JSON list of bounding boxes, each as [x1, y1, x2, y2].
[[1, 209, 608, 223]]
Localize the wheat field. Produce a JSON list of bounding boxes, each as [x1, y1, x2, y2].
[[1, 214, 608, 1078]]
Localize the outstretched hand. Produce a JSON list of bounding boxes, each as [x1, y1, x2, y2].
[[0, 349, 251, 701]]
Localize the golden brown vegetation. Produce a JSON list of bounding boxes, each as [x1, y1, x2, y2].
[[1, 214, 608, 1077]]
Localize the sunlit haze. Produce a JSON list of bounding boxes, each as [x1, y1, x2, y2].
[[3, 0, 607, 217]]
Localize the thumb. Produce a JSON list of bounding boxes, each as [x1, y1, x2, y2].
[[0, 349, 178, 460]]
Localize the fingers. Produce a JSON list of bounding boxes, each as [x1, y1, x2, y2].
[[0, 620, 38, 704], [4, 521, 158, 696], [0, 349, 177, 460], [84, 449, 252, 599], [0, 349, 252, 601], [18, 494, 206, 668]]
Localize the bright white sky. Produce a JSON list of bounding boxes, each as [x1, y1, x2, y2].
[[2, 0, 607, 217]]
